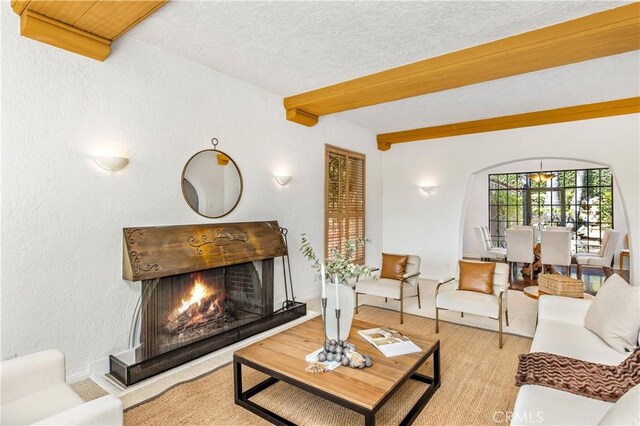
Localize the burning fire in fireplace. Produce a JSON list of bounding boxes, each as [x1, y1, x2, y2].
[[164, 280, 228, 334]]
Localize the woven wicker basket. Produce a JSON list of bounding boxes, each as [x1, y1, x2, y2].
[[538, 274, 584, 298]]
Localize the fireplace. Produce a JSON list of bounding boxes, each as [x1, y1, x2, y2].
[[109, 221, 305, 386]]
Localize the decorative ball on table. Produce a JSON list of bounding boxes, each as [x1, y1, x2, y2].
[[364, 355, 372, 367], [317, 338, 373, 370]]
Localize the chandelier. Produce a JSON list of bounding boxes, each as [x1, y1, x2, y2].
[[528, 160, 555, 183]]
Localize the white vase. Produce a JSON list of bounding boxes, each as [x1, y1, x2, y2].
[[323, 281, 354, 341]]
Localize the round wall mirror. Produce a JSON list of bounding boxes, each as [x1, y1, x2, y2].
[[181, 149, 243, 218]]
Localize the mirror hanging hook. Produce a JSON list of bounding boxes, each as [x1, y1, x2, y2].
[[211, 137, 219, 148]]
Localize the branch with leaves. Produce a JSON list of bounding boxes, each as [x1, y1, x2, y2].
[[300, 234, 373, 284]]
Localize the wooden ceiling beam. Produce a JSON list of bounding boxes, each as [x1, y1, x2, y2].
[[284, 3, 640, 126], [376, 97, 640, 150], [19, 10, 112, 61], [11, 0, 167, 61]]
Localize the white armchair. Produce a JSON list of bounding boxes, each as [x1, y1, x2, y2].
[[355, 255, 421, 324], [1, 349, 123, 425], [435, 261, 510, 348], [575, 229, 620, 279]]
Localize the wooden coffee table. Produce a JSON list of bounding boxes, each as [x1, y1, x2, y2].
[[233, 316, 440, 426]]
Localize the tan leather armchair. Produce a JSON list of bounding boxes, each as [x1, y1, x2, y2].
[[435, 261, 510, 348], [355, 255, 421, 324]]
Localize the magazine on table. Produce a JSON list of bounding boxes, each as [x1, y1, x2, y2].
[[358, 327, 422, 357]]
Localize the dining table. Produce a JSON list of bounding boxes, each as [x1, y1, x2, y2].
[[521, 243, 560, 278]]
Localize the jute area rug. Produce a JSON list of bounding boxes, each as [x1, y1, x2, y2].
[[125, 306, 532, 426]]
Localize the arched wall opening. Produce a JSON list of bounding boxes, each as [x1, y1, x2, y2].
[[460, 157, 631, 277]]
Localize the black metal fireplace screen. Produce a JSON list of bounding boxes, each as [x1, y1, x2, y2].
[[110, 259, 305, 386]]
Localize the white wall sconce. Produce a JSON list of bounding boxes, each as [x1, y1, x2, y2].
[[420, 185, 436, 196], [94, 155, 129, 172], [274, 175, 292, 186]]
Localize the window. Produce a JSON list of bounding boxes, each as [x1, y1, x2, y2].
[[488, 167, 613, 254], [325, 145, 366, 263]]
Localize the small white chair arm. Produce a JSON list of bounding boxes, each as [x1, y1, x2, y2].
[[403, 271, 421, 280], [1, 349, 66, 403], [35, 396, 123, 426], [435, 277, 456, 296], [1, 349, 124, 426]]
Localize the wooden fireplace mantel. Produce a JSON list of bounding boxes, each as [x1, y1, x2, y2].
[[122, 221, 287, 281]]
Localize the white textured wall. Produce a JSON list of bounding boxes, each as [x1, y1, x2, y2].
[[382, 114, 640, 283], [0, 3, 382, 378], [462, 158, 629, 265]]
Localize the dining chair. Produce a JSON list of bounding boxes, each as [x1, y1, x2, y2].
[[481, 226, 505, 249], [506, 228, 534, 283], [540, 229, 572, 275], [619, 234, 630, 272], [475, 226, 506, 261], [575, 229, 620, 279]]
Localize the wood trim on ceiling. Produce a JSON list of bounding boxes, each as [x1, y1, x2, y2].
[[11, 0, 167, 61], [19, 10, 112, 61], [376, 97, 640, 150], [283, 2, 640, 126]]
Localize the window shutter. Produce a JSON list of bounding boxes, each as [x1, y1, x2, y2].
[[325, 146, 366, 264]]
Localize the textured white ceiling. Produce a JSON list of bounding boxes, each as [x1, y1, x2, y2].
[[128, 1, 639, 133]]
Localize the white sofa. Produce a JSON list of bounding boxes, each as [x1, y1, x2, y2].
[[1, 349, 123, 425], [511, 296, 628, 425]]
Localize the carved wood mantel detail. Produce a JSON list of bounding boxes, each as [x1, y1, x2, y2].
[[122, 221, 287, 281]]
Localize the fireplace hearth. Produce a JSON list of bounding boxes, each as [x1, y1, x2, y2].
[[110, 221, 306, 386]]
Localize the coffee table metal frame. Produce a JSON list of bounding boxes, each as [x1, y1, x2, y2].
[[233, 341, 440, 426]]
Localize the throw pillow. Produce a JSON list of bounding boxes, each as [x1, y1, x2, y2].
[[458, 261, 495, 294], [585, 274, 640, 353], [599, 384, 640, 425], [380, 253, 408, 281], [516, 348, 640, 403]]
